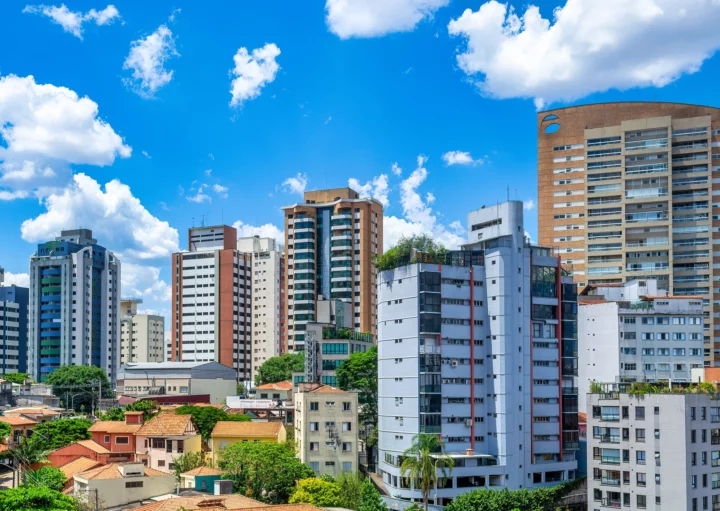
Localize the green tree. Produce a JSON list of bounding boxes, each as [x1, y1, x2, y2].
[[101, 400, 157, 422], [33, 418, 92, 450], [26, 466, 66, 492], [217, 441, 314, 503], [172, 451, 207, 484], [373, 235, 447, 271], [255, 352, 304, 385], [1, 373, 30, 385], [400, 435, 454, 511], [174, 406, 250, 440], [336, 472, 364, 510], [7, 436, 51, 485], [336, 345, 377, 430], [0, 421, 11, 441], [444, 483, 579, 511], [289, 478, 343, 507], [358, 478, 387, 511], [0, 486, 78, 511], [45, 365, 111, 412]]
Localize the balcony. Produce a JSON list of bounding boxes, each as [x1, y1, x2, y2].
[[601, 477, 621, 487], [601, 498, 621, 509], [596, 434, 620, 444]]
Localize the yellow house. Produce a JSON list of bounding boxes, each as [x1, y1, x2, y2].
[[210, 421, 286, 464]]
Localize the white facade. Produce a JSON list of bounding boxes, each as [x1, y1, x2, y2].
[[588, 390, 720, 511], [237, 236, 284, 381], [579, 281, 705, 412], [120, 300, 164, 364], [0, 296, 22, 373], [377, 201, 578, 504]]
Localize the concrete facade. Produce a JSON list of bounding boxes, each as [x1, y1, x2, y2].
[[0, 276, 29, 373], [120, 299, 164, 364], [74, 462, 175, 508], [537, 102, 720, 366]]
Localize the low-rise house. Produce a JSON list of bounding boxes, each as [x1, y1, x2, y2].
[[48, 439, 113, 467], [87, 411, 143, 463], [4, 406, 61, 423], [210, 422, 286, 464], [57, 457, 102, 489], [131, 495, 270, 511], [251, 381, 292, 402], [0, 415, 37, 445], [295, 383, 358, 477], [74, 462, 175, 508], [180, 466, 224, 491], [135, 412, 201, 472]]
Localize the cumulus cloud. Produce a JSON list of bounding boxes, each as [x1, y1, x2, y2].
[[523, 199, 536, 211], [326, 0, 449, 38], [230, 43, 281, 107], [441, 150, 484, 166], [3, 272, 30, 287], [233, 220, 285, 245], [122, 263, 171, 303], [282, 173, 308, 196], [448, 0, 720, 108], [390, 162, 402, 176], [348, 175, 389, 207], [123, 24, 179, 98], [186, 184, 211, 204], [212, 184, 229, 198], [23, 4, 120, 39]]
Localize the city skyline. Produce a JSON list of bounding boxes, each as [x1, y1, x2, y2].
[[3, 0, 720, 329]]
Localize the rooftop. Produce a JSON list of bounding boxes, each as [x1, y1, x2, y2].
[[255, 381, 293, 391], [77, 463, 168, 480], [0, 416, 38, 426], [136, 413, 196, 437], [75, 439, 110, 454], [211, 421, 283, 437], [131, 495, 267, 511], [182, 466, 224, 477], [88, 421, 142, 434], [58, 457, 101, 479]]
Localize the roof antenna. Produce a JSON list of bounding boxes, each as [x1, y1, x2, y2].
[[506, 186, 509, 202], [192, 217, 195, 228]]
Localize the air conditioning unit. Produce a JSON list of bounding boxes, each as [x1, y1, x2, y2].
[[451, 360, 459, 368], [465, 419, 473, 427]]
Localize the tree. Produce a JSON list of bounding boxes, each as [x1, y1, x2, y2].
[[1, 373, 29, 385], [373, 235, 447, 271], [26, 466, 66, 492], [33, 418, 92, 450], [400, 435, 454, 511], [289, 478, 343, 507], [358, 478, 387, 511], [337, 345, 377, 430], [443, 483, 580, 511], [172, 451, 207, 484], [217, 441, 314, 503], [101, 400, 157, 422], [45, 365, 111, 412], [0, 421, 11, 441], [174, 406, 250, 440], [336, 472, 364, 510], [255, 352, 304, 385], [0, 487, 78, 511], [7, 436, 51, 485]]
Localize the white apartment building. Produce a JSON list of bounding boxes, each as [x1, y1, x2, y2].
[[294, 383, 358, 477], [0, 268, 29, 374], [579, 280, 704, 412], [588, 386, 720, 511], [237, 236, 284, 381], [377, 202, 578, 504], [120, 299, 164, 365]]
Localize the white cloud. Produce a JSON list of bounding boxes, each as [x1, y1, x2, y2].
[[348, 175, 389, 207], [233, 220, 284, 245], [390, 162, 402, 176], [21, 173, 180, 261], [441, 150, 484, 166], [325, 116, 333, 125], [0, 190, 30, 200], [23, 4, 120, 39], [122, 263, 171, 303], [326, 0, 449, 38], [523, 199, 536, 211], [204, 169, 212, 176], [3, 272, 30, 287], [141, 151, 151, 159], [448, 0, 720, 108], [229, 43, 281, 107], [123, 24, 179, 98], [282, 173, 308, 196], [212, 184, 229, 198], [208, 153, 214, 160], [186, 184, 211, 204]]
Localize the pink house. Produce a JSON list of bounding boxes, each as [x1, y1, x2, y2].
[[87, 412, 143, 463]]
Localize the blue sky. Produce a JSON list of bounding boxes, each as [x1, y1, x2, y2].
[[2, 0, 720, 321]]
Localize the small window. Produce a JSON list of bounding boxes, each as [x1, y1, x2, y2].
[[115, 436, 129, 445]]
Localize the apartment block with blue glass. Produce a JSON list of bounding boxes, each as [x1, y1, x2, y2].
[[28, 229, 121, 383], [0, 267, 29, 374]]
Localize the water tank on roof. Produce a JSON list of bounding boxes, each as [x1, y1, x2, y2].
[[215, 479, 233, 495]]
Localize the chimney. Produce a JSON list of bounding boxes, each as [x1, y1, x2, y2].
[[124, 411, 144, 425]]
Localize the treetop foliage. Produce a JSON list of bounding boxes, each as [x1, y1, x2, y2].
[[255, 352, 304, 386], [373, 235, 447, 272]]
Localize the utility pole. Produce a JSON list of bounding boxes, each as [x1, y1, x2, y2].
[[95, 488, 99, 511]]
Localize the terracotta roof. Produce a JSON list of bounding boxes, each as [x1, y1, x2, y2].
[[308, 385, 346, 394], [136, 412, 196, 437], [75, 440, 110, 454], [0, 444, 8, 452], [5, 408, 60, 416], [124, 411, 144, 415], [77, 463, 169, 480], [578, 300, 607, 305], [255, 381, 292, 391], [193, 403, 226, 409], [578, 412, 587, 423], [0, 416, 38, 426], [223, 408, 246, 415], [58, 457, 102, 479], [88, 421, 142, 434], [211, 421, 283, 438], [131, 495, 268, 511], [705, 368, 720, 382], [182, 466, 224, 476]]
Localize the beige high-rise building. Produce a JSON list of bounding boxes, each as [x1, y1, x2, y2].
[[119, 299, 164, 365], [538, 102, 720, 365], [282, 187, 383, 352], [237, 236, 285, 381]]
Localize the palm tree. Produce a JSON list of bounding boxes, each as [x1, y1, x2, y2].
[[400, 434, 454, 511], [8, 435, 51, 485]]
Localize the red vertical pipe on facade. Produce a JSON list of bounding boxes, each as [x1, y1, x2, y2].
[[556, 257, 563, 462], [529, 251, 534, 461], [469, 266, 476, 452]]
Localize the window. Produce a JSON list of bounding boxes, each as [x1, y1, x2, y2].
[[636, 407, 645, 420], [342, 402, 352, 411], [692, 475, 698, 489], [325, 461, 336, 466], [637, 472, 646, 486], [167, 440, 173, 453], [636, 429, 645, 442], [310, 462, 319, 471], [310, 442, 319, 451], [637, 495, 647, 509], [637, 451, 646, 464], [692, 407, 697, 420], [158, 460, 165, 467], [125, 481, 143, 488], [104, 435, 110, 443], [310, 402, 319, 411], [342, 442, 352, 451], [342, 422, 352, 431], [152, 439, 165, 449], [177, 440, 184, 453], [655, 474, 661, 485], [343, 462, 352, 471], [115, 436, 129, 445], [692, 430, 697, 443]]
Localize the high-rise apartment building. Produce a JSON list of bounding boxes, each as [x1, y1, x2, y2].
[[0, 267, 29, 373], [237, 236, 285, 381], [538, 102, 720, 365], [171, 225, 252, 381], [377, 202, 578, 503], [588, 384, 720, 511], [119, 299, 165, 365], [282, 188, 383, 352], [28, 229, 121, 382], [578, 279, 704, 413]]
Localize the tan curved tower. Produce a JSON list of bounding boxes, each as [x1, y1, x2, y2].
[[538, 102, 720, 366]]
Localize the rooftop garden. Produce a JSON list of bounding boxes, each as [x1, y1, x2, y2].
[[590, 380, 719, 397]]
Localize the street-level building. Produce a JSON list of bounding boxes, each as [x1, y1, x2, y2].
[[579, 280, 705, 412], [74, 462, 175, 508], [537, 102, 720, 366], [134, 412, 201, 473], [0, 268, 29, 374], [282, 187, 383, 352], [171, 225, 252, 380], [210, 421, 286, 464], [588, 384, 720, 511], [28, 229, 121, 382], [295, 383, 358, 477], [120, 299, 165, 364], [377, 201, 578, 504]]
